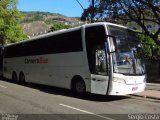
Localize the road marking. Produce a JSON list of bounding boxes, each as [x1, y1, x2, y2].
[[0, 84, 7, 89], [59, 104, 115, 120]]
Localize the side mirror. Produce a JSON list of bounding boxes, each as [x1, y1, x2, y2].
[[107, 35, 117, 53]]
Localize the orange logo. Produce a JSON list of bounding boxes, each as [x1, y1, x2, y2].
[[39, 57, 48, 64]]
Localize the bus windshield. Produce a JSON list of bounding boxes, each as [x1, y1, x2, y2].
[[108, 26, 145, 75]]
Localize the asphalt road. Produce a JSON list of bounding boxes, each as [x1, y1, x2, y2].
[[0, 78, 160, 120]]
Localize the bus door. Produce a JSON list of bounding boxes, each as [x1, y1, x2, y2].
[[91, 42, 109, 94], [0, 47, 3, 76], [85, 26, 109, 94]]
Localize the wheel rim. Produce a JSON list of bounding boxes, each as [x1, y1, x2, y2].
[[12, 73, 17, 81], [75, 80, 85, 94], [20, 73, 25, 82]]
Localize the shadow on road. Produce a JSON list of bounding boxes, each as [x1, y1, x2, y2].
[[0, 76, 129, 102]]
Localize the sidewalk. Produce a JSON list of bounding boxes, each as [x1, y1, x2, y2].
[[131, 83, 160, 100]]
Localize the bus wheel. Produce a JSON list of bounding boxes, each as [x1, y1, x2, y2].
[[19, 72, 25, 83], [12, 72, 17, 82], [74, 79, 86, 95]]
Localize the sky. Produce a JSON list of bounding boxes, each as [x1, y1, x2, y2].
[[17, 0, 90, 17]]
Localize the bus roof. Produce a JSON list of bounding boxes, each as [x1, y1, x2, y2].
[[5, 22, 130, 47], [84, 22, 128, 29]]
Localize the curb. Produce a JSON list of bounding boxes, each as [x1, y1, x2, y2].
[[146, 83, 160, 87], [129, 94, 160, 100]]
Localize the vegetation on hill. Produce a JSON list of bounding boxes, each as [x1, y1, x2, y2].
[[20, 11, 65, 23], [49, 22, 71, 32], [20, 11, 82, 37]]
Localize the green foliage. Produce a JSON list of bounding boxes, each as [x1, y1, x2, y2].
[[138, 33, 160, 59], [139, 34, 154, 57], [5, 23, 28, 43], [49, 22, 71, 32], [0, 0, 28, 45], [84, 0, 160, 45]]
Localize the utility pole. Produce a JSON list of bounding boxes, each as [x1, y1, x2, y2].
[[91, 0, 95, 23]]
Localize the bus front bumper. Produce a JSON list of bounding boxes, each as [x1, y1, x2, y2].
[[107, 81, 146, 95]]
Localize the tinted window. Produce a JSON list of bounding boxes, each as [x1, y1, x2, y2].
[[5, 30, 83, 58]]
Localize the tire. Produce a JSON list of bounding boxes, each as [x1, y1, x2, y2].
[[74, 79, 86, 95], [19, 72, 25, 83], [12, 72, 17, 82]]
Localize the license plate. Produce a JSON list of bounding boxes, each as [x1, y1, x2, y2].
[[132, 87, 138, 91]]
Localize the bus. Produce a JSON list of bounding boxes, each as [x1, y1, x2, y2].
[[2, 22, 146, 95], [0, 46, 3, 76]]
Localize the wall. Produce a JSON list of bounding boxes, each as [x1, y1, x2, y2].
[[145, 60, 160, 83]]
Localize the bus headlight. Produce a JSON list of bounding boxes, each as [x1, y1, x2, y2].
[[113, 78, 126, 84]]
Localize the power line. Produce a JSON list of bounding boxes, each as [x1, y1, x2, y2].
[[75, 0, 88, 24], [75, 0, 84, 10]]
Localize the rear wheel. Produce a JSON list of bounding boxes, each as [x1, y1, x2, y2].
[[19, 72, 25, 83], [12, 72, 17, 82]]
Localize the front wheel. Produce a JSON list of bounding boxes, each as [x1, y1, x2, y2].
[[74, 79, 86, 95]]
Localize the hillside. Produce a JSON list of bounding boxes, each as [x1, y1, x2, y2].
[[20, 11, 84, 37]]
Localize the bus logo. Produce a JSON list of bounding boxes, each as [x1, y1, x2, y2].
[[25, 57, 48, 64]]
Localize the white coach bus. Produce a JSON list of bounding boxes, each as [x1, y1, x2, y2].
[[3, 22, 146, 95]]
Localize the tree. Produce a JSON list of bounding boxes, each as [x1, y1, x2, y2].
[[0, 0, 28, 45], [81, 0, 98, 23], [83, 0, 160, 45]]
